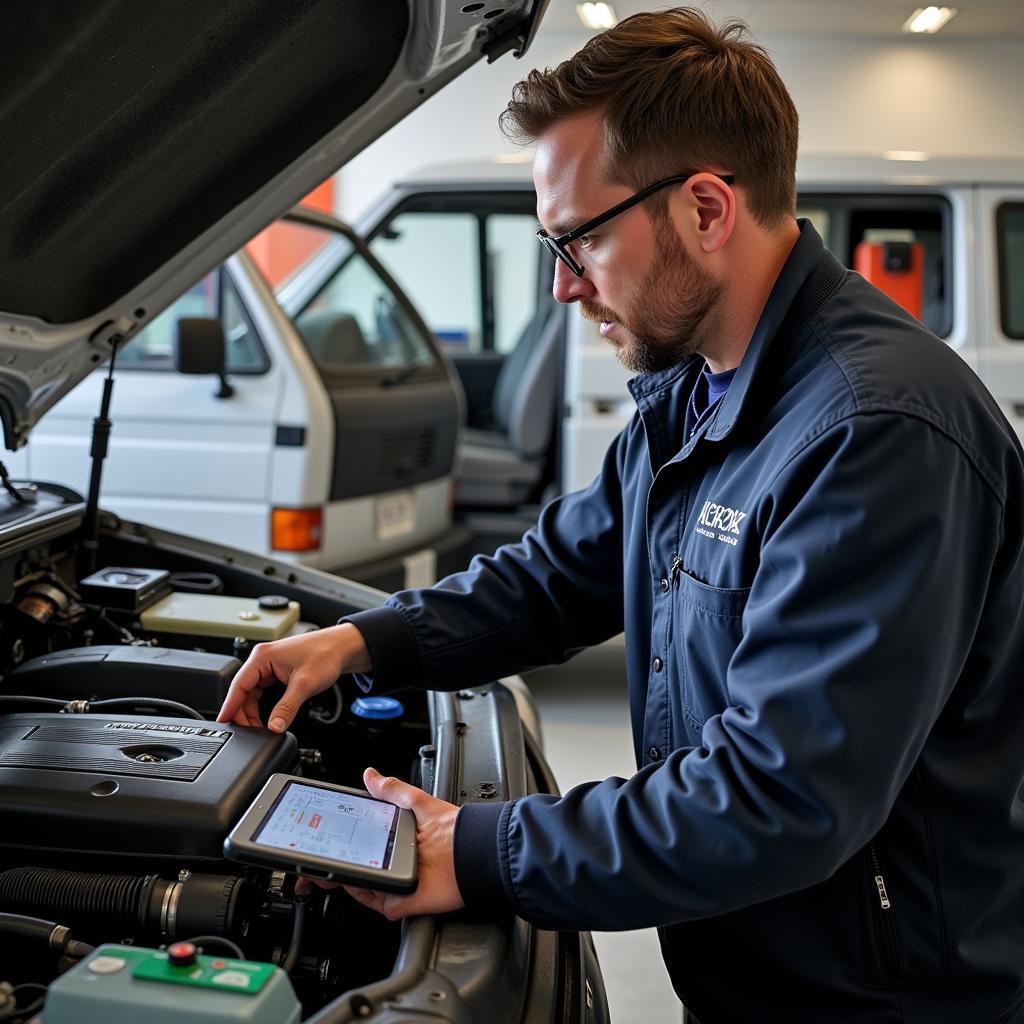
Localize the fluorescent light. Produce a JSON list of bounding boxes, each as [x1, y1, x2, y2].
[[493, 153, 533, 164], [884, 150, 929, 161], [902, 7, 958, 33], [577, 3, 617, 30]]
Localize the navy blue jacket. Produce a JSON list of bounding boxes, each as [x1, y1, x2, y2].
[[346, 223, 1024, 1023]]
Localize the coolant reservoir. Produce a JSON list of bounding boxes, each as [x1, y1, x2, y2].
[[140, 593, 300, 641]]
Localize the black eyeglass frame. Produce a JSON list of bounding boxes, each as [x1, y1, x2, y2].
[[536, 172, 735, 278]]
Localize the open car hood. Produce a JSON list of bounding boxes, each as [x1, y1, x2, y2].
[[0, 0, 547, 449]]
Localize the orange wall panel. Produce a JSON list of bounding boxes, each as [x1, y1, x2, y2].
[[247, 179, 335, 287]]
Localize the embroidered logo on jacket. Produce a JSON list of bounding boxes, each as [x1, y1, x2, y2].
[[695, 501, 747, 547]]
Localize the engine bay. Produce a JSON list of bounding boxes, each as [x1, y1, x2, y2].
[[0, 484, 440, 1022]]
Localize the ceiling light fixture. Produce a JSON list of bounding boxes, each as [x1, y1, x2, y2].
[[902, 7, 958, 33], [576, 3, 617, 30], [884, 150, 930, 161]]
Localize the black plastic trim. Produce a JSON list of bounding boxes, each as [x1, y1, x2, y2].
[[274, 425, 305, 447], [995, 202, 1024, 340]]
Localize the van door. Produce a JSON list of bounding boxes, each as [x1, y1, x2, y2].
[[22, 266, 285, 553], [976, 188, 1024, 442], [365, 190, 546, 431], [273, 214, 463, 581]]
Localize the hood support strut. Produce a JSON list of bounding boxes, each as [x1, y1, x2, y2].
[[78, 343, 120, 580]]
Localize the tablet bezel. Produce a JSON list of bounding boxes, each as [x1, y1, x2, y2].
[[224, 773, 418, 894]]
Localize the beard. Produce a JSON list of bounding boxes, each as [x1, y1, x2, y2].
[[581, 217, 722, 374]]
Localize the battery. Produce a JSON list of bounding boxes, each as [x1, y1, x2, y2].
[[79, 567, 171, 612]]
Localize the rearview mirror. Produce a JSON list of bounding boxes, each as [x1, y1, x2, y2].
[[173, 317, 233, 398]]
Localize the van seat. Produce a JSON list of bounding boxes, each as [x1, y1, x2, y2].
[[455, 300, 563, 507], [296, 310, 369, 365]]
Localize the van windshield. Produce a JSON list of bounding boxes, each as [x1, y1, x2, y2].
[[259, 219, 437, 373]]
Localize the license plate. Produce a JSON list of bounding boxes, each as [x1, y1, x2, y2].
[[402, 548, 437, 589], [375, 490, 416, 541]]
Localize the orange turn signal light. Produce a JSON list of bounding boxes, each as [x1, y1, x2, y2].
[[271, 507, 323, 552]]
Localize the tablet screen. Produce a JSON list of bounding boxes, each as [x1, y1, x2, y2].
[[255, 780, 400, 869]]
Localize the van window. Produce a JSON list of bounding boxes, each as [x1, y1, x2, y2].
[[997, 203, 1024, 340], [367, 198, 543, 354], [796, 194, 951, 338], [118, 271, 267, 373], [369, 213, 482, 351], [285, 222, 437, 370], [489, 214, 542, 354]]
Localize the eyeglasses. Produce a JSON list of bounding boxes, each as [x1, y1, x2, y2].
[[536, 172, 735, 278]]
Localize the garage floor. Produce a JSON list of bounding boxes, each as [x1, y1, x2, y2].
[[525, 643, 681, 1024]]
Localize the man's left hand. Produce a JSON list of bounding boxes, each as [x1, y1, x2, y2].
[[342, 767, 465, 920]]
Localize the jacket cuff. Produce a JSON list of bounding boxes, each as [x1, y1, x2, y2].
[[338, 605, 419, 693], [454, 800, 518, 913]]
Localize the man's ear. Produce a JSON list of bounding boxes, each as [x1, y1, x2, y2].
[[688, 174, 735, 253]]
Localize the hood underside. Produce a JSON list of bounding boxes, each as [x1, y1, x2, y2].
[[0, 0, 545, 448]]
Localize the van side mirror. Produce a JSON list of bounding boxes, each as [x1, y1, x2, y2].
[[173, 317, 234, 398]]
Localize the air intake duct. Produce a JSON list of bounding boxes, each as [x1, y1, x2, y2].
[[0, 867, 252, 942]]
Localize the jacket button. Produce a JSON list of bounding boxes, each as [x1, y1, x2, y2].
[[659, 578, 670, 592], [652, 657, 663, 672], [649, 746, 661, 762]]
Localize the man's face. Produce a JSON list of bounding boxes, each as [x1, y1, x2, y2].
[[534, 112, 722, 373], [582, 213, 722, 373]]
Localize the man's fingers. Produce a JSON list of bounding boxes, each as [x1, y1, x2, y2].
[[217, 625, 368, 730], [218, 646, 315, 731], [363, 767, 423, 811], [302, 877, 341, 892], [217, 646, 272, 724], [240, 693, 264, 728], [216, 682, 247, 724], [267, 671, 322, 732], [343, 885, 391, 916], [267, 701, 295, 733]]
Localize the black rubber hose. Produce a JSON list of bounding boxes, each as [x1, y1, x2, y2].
[[0, 913, 95, 958], [0, 868, 160, 932], [0, 913, 58, 945], [184, 935, 245, 960], [282, 894, 307, 974], [0, 696, 65, 708], [89, 697, 205, 721], [0, 869, 252, 943], [0, 694, 205, 721]]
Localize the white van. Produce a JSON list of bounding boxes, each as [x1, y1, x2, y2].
[[357, 155, 1024, 513], [5, 209, 471, 592], [11, 156, 1021, 569]]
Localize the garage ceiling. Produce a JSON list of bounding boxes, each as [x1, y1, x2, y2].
[[540, 0, 1024, 37]]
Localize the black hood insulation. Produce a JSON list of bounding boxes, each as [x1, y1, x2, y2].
[[0, 0, 407, 322]]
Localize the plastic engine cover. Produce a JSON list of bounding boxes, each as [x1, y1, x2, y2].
[[0, 714, 297, 859]]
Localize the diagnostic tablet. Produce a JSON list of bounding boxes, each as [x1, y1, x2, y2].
[[224, 773, 418, 894]]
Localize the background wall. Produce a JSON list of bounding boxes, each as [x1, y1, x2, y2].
[[337, 29, 1024, 219]]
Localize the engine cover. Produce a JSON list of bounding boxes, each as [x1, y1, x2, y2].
[[0, 714, 297, 860]]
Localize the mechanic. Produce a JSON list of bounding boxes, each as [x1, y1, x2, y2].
[[219, 8, 1024, 1022]]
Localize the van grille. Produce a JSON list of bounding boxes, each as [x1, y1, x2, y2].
[[381, 428, 434, 479]]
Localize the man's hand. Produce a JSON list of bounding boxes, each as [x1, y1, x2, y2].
[[216, 623, 371, 732], [342, 767, 464, 921]]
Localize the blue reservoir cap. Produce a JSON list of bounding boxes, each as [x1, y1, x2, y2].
[[350, 696, 405, 720]]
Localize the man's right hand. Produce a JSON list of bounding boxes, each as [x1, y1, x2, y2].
[[216, 623, 372, 732]]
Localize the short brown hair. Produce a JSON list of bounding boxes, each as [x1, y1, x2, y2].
[[500, 7, 798, 229]]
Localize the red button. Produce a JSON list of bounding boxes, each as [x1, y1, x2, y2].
[[167, 941, 197, 967]]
